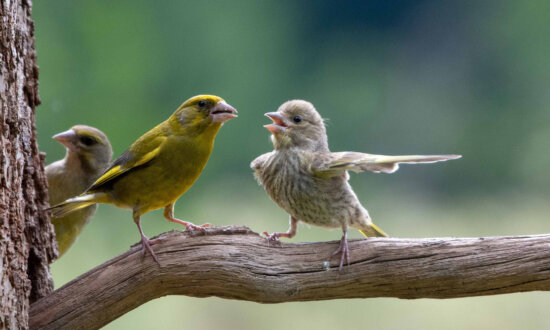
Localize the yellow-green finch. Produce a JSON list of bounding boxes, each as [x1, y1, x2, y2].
[[251, 100, 460, 270], [46, 125, 113, 258], [49, 95, 238, 262]]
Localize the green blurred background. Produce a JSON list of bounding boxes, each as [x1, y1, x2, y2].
[[34, 0, 550, 329]]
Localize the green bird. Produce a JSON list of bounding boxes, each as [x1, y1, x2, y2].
[[251, 100, 461, 270], [46, 125, 113, 258], [49, 95, 238, 262]]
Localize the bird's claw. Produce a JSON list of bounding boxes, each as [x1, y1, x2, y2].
[[262, 231, 282, 246], [140, 237, 160, 264], [185, 222, 211, 232], [331, 236, 350, 271]]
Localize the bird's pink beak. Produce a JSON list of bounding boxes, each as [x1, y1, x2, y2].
[[53, 129, 77, 150], [210, 102, 238, 123], [264, 112, 287, 135]]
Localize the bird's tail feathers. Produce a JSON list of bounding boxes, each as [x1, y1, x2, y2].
[[359, 222, 388, 238], [48, 193, 106, 218]]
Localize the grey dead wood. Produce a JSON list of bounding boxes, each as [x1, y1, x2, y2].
[[30, 226, 550, 329]]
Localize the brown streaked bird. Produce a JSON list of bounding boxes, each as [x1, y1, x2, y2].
[[49, 95, 238, 263], [251, 100, 461, 270], [46, 125, 113, 258]]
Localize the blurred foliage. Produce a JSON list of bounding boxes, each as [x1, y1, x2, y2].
[[34, 0, 550, 329]]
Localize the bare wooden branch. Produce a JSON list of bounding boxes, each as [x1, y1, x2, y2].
[[30, 226, 550, 329]]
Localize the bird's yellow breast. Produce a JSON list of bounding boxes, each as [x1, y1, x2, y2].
[[109, 134, 214, 213]]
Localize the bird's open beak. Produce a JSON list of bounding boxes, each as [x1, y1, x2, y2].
[[264, 112, 287, 134], [211, 102, 238, 123], [53, 129, 77, 150]]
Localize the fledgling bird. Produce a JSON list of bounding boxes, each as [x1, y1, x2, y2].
[[49, 95, 238, 263], [46, 125, 113, 258], [251, 100, 461, 270]]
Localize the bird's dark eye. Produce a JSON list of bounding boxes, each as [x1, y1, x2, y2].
[[198, 100, 206, 107], [79, 136, 96, 146], [293, 115, 302, 123]]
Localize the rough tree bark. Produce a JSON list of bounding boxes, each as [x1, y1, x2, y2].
[[0, 0, 57, 328], [30, 227, 550, 330]]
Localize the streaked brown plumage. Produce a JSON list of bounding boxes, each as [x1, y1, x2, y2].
[[251, 100, 461, 270], [46, 125, 113, 258]]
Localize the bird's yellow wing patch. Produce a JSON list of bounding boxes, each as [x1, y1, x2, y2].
[[87, 137, 165, 191], [91, 165, 124, 188]]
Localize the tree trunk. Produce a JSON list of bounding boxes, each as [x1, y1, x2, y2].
[[0, 0, 57, 328]]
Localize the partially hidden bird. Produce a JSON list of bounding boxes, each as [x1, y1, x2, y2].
[[46, 125, 113, 258], [49, 95, 238, 262], [251, 100, 461, 270]]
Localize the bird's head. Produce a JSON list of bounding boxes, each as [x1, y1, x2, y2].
[[264, 100, 328, 151], [171, 95, 238, 136], [53, 125, 113, 173]]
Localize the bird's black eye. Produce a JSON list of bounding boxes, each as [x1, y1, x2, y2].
[[79, 136, 96, 146], [293, 115, 302, 123], [198, 100, 206, 107]]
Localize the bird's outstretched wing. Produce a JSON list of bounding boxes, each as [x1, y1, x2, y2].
[[312, 152, 461, 177], [87, 135, 167, 192]]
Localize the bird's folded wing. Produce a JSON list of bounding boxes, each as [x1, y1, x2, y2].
[[250, 152, 273, 171], [87, 136, 166, 191], [312, 152, 461, 177]]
